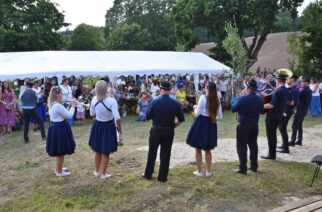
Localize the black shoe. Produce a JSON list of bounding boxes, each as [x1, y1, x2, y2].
[[158, 179, 167, 183], [248, 168, 257, 173], [277, 149, 290, 153], [288, 141, 295, 146], [295, 141, 302, 146], [277, 146, 284, 149], [24, 140, 29, 144], [233, 168, 247, 175], [141, 173, 151, 180], [261, 155, 276, 160]]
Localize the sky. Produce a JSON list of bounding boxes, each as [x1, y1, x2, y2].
[[52, 0, 317, 30]]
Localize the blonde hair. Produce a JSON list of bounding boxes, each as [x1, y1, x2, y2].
[[95, 80, 108, 101], [48, 86, 62, 109]]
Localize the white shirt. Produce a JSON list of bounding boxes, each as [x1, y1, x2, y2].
[[150, 83, 160, 96], [319, 83, 322, 93], [60, 85, 73, 103], [32, 87, 41, 99], [116, 79, 126, 86], [310, 84, 320, 96], [194, 94, 222, 120], [76, 102, 85, 112], [90, 96, 120, 122], [49, 103, 75, 122], [219, 80, 228, 92]]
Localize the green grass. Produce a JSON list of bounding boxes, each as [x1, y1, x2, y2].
[[0, 112, 321, 211]]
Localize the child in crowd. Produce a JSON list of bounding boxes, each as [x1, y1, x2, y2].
[[76, 96, 86, 123]]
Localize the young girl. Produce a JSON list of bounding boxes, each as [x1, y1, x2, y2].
[[186, 82, 221, 177], [46, 86, 76, 177], [76, 96, 86, 122]]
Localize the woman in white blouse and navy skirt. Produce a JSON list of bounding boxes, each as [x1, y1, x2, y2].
[[186, 82, 221, 177], [89, 80, 122, 180], [46, 86, 76, 177]]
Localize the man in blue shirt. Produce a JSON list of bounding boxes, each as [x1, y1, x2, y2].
[[289, 77, 312, 146], [261, 73, 289, 160], [231, 79, 263, 174], [142, 81, 185, 182], [20, 80, 46, 143], [277, 75, 299, 153]]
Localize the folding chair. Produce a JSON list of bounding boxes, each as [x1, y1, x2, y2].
[[310, 155, 322, 187]]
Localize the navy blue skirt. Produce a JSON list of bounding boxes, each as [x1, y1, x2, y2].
[[186, 115, 217, 150], [89, 120, 118, 154], [46, 120, 76, 157]]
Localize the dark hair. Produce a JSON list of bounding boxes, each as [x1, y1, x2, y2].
[[206, 82, 219, 124], [1, 81, 12, 92], [311, 77, 317, 83]]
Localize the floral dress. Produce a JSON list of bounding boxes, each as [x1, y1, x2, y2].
[[0, 90, 15, 126]]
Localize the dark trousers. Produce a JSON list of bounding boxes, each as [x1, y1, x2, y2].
[[278, 111, 293, 151], [291, 110, 307, 143], [144, 127, 174, 182], [265, 114, 282, 159], [23, 109, 46, 142], [236, 124, 259, 172]]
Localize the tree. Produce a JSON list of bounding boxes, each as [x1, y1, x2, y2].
[[0, 0, 68, 51], [287, 33, 302, 71], [105, 0, 177, 50], [296, 1, 322, 78], [172, 0, 304, 67], [222, 23, 248, 75], [68, 24, 105, 50], [107, 23, 151, 50]]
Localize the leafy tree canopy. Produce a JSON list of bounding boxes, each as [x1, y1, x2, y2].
[[105, 0, 177, 50], [68, 24, 105, 50], [0, 0, 68, 51], [172, 0, 304, 67]]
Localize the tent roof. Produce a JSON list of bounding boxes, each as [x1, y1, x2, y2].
[[0, 51, 231, 80]]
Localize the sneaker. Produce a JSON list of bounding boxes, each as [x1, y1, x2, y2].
[[94, 171, 101, 177], [206, 172, 212, 177], [54, 168, 69, 175], [100, 173, 112, 180], [55, 170, 71, 177], [193, 170, 203, 177]]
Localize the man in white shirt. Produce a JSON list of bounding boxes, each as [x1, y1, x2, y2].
[[219, 77, 228, 101]]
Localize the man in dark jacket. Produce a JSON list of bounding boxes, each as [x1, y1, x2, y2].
[[289, 76, 312, 146], [142, 81, 185, 182], [231, 79, 263, 174]]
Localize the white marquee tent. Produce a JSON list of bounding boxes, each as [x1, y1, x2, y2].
[[0, 51, 231, 85]]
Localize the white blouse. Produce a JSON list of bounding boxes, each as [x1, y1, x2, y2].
[[60, 85, 73, 103], [194, 94, 222, 120], [310, 84, 320, 96], [49, 103, 75, 122], [90, 96, 120, 122]]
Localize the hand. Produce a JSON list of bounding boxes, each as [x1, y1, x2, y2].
[[70, 99, 77, 107], [116, 126, 122, 134], [193, 105, 197, 110]]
